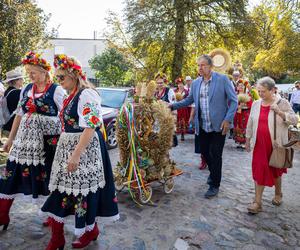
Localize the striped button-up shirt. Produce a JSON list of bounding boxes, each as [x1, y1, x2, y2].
[[290, 89, 300, 105], [199, 77, 213, 132]]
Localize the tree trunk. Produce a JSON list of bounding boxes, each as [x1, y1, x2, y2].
[[171, 0, 186, 83]]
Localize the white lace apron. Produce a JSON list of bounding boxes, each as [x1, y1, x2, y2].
[[48, 132, 105, 196], [8, 113, 61, 166]]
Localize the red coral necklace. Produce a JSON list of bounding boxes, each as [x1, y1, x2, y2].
[[59, 87, 78, 132], [156, 87, 166, 100]]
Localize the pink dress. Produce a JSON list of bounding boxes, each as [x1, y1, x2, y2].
[[252, 105, 287, 187]]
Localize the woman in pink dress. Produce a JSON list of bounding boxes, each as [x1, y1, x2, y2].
[[245, 77, 298, 214]]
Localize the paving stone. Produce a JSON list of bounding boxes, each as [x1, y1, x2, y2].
[[174, 238, 189, 250], [255, 230, 285, 249], [216, 239, 237, 248], [228, 227, 254, 242], [28, 231, 46, 240], [241, 244, 267, 250], [191, 221, 214, 231], [0, 135, 299, 249]]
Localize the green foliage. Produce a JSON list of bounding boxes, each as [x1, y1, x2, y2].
[[236, 0, 300, 81], [0, 0, 52, 79], [89, 48, 131, 86], [106, 0, 248, 82], [106, 0, 299, 83]]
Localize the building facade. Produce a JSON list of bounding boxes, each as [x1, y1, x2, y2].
[[42, 38, 107, 83]]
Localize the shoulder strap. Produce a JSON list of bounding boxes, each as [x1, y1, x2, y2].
[[4, 89, 16, 98], [273, 99, 282, 140], [273, 110, 277, 140]]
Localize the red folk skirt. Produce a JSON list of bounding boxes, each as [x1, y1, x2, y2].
[[233, 108, 250, 144], [176, 107, 190, 134], [252, 105, 287, 187]]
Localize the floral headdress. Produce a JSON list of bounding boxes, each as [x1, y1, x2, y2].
[[54, 54, 87, 80], [22, 51, 51, 72], [237, 79, 249, 87], [175, 77, 184, 85], [155, 72, 167, 80]]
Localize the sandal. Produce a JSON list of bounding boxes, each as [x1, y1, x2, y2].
[[272, 193, 283, 206], [247, 201, 262, 214]]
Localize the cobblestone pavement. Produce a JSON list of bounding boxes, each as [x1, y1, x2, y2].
[[0, 135, 299, 250]]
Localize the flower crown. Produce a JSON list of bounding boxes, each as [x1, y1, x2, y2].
[[155, 72, 167, 80], [238, 79, 249, 87], [54, 54, 86, 80], [22, 51, 51, 71], [175, 77, 184, 84]]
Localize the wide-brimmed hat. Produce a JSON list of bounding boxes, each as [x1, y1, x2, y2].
[[3, 67, 24, 83], [185, 76, 192, 81]]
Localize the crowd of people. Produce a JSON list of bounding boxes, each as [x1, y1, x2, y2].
[[0, 51, 299, 249], [0, 52, 119, 250]]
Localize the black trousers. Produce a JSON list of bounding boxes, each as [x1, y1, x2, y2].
[[292, 104, 300, 115], [198, 128, 226, 188]]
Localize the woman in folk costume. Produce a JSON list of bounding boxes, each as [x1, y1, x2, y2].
[[41, 55, 119, 250], [0, 51, 64, 230], [174, 77, 190, 141], [233, 78, 253, 148], [154, 72, 178, 146]]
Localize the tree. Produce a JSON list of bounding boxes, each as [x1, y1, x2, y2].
[[0, 0, 52, 79], [123, 0, 249, 82], [238, 0, 300, 80], [89, 48, 131, 86]]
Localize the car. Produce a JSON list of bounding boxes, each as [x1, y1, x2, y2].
[[96, 87, 134, 149]]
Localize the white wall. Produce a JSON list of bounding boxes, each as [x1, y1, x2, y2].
[[42, 38, 107, 78]]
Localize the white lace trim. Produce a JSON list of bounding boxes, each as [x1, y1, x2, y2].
[[0, 193, 16, 199], [40, 211, 119, 234], [0, 193, 48, 203], [49, 132, 105, 196], [8, 114, 61, 166], [86, 222, 95, 232], [75, 227, 86, 237]]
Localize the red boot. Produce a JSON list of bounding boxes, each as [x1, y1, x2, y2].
[[46, 219, 65, 250], [72, 223, 99, 249], [88, 223, 100, 241], [43, 217, 52, 227], [0, 198, 14, 230], [199, 154, 207, 170]]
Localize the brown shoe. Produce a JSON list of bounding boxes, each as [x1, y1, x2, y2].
[[247, 201, 262, 214], [272, 193, 283, 206]]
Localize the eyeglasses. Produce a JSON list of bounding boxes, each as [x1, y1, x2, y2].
[[56, 75, 66, 82]]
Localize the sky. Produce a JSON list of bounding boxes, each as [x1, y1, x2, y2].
[[35, 0, 124, 39], [35, 0, 262, 39]]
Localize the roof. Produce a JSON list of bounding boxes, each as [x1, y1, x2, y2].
[[96, 87, 133, 92], [50, 38, 107, 41]]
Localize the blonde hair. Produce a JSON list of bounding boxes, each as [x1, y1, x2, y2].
[[25, 64, 52, 83], [55, 69, 94, 91]]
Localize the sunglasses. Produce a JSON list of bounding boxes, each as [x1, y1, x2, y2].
[[56, 75, 66, 82]]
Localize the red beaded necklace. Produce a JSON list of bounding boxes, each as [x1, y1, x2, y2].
[[59, 87, 78, 132], [26, 82, 51, 114], [156, 87, 166, 100]]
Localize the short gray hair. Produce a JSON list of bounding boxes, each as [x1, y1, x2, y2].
[[197, 54, 213, 66], [257, 76, 276, 91]]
